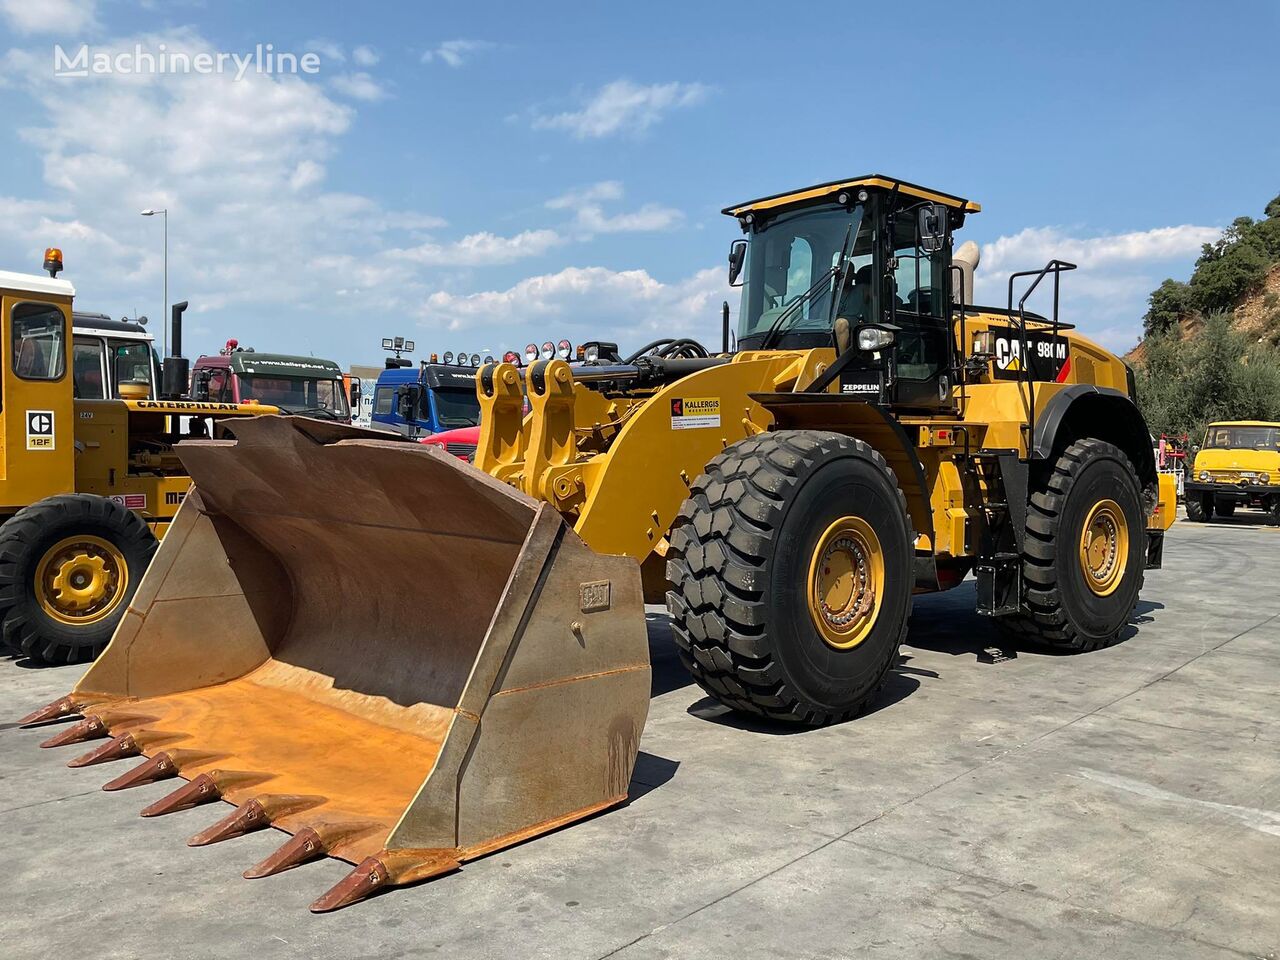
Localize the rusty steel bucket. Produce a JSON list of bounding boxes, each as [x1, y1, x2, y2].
[[20, 416, 650, 911]]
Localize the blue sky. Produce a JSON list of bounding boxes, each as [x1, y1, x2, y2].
[[1, 0, 1276, 365]]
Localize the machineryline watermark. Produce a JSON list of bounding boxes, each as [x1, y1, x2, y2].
[[54, 43, 322, 80]]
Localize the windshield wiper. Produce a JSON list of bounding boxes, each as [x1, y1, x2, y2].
[[758, 221, 853, 351], [293, 406, 340, 420]]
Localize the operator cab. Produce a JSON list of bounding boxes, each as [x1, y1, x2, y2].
[[725, 175, 978, 413]]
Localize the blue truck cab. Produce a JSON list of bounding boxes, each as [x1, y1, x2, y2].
[[371, 363, 482, 437]]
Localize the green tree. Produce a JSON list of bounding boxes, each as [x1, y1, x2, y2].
[[1190, 217, 1271, 313], [1134, 312, 1280, 443], [1143, 278, 1194, 334]]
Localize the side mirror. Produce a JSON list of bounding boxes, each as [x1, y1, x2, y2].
[[728, 239, 747, 287], [918, 203, 947, 254], [349, 378, 362, 410]]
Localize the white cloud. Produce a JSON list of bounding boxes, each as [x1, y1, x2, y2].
[[0, 29, 446, 357], [545, 181, 625, 210], [532, 80, 710, 139], [390, 229, 564, 267], [331, 71, 387, 102], [421, 39, 494, 68], [288, 159, 325, 192], [0, 0, 97, 34], [351, 45, 379, 67], [974, 223, 1221, 352], [421, 265, 730, 340], [303, 39, 345, 63], [546, 181, 683, 234]]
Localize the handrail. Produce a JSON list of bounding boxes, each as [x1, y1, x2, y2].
[[1004, 259, 1077, 452]]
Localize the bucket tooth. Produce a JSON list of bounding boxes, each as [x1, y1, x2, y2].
[[40, 715, 107, 748], [140, 770, 272, 818], [244, 828, 325, 879], [67, 732, 141, 767], [102, 749, 222, 792], [310, 850, 459, 913], [20, 695, 88, 727], [188, 795, 324, 847], [244, 820, 383, 879]]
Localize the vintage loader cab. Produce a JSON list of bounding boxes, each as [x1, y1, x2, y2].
[[0, 254, 277, 666], [728, 179, 972, 414]]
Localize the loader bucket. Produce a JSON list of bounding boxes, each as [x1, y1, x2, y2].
[[20, 416, 650, 911]]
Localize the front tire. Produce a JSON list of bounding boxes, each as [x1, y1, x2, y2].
[[0, 495, 158, 665], [666, 431, 913, 725], [1185, 494, 1212, 523], [1000, 439, 1145, 652]]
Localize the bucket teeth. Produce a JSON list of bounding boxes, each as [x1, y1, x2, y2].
[[40, 715, 107, 748], [140, 773, 221, 817], [240, 819, 381, 880], [101, 749, 222, 792], [243, 828, 325, 879], [21, 695, 85, 727], [310, 850, 460, 913], [140, 770, 272, 818], [187, 794, 324, 847], [67, 732, 139, 768], [243, 819, 384, 879], [310, 856, 390, 913], [188, 798, 268, 846]]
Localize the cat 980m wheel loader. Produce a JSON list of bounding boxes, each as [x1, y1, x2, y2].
[[21, 175, 1176, 911]]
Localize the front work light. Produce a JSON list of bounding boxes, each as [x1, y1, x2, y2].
[[856, 327, 896, 352]]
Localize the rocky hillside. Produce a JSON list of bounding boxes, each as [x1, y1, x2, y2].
[[1127, 194, 1280, 364]]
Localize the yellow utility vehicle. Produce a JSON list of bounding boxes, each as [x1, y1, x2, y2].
[[1184, 420, 1280, 523], [24, 178, 1176, 912], [0, 253, 275, 664]]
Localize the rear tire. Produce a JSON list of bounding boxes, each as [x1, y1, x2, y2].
[[1184, 494, 1212, 523], [999, 439, 1145, 652], [0, 495, 157, 665], [1213, 497, 1236, 518], [666, 431, 913, 725]]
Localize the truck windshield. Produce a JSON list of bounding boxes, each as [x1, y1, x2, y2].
[[239, 375, 350, 418], [737, 205, 870, 345], [1203, 425, 1280, 450], [431, 387, 481, 428]]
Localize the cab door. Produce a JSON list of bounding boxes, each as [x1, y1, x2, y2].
[[886, 213, 954, 413], [1, 293, 76, 508]]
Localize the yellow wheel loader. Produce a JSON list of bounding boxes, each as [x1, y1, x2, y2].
[[21, 177, 1176, 911], [0, 255, 275, 664]]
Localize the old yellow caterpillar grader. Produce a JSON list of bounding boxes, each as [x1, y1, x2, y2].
[[22, 176, 1176, 911], [0, 257, 275, 665]]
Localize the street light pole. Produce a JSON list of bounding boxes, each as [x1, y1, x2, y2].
[[141, 208, 169, 356]]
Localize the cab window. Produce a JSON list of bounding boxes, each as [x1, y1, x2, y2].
[[207, 368, 231, 402], [109, 340, 155, 395], [73, 337, 107, 399], [12, 302, 66, 380], [374, 386, 394, 416]]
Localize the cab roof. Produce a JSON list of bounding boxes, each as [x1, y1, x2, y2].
[[1206, 420, 1280, 428], [722, 175, 980, 218], [0, 269, 75, 299]]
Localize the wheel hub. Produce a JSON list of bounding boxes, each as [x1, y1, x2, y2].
[[808, 517, 884, 650], [35, 536, 128, 626], [1078, 499, 1128, 597]]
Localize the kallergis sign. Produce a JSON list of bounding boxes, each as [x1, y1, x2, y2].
[[987, 325, 1070, 381], [670, 397, 721, 430]]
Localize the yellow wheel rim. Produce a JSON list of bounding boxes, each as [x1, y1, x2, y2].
[[34, 535, 129, 626], [806, 516, 884, 650], [1078, 499, 1129, 597]]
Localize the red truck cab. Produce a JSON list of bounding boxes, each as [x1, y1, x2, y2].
[[191, 342, 351, 421]]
